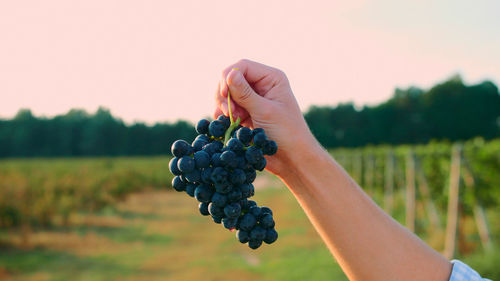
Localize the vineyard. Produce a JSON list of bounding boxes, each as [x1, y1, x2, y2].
[[0, 157, 173, 248], [332, 137, 499, 258], [0, 138, 499, 280]]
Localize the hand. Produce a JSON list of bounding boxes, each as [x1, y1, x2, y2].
[[214, 59, 317, 176]]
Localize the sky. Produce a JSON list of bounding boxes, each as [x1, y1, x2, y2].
[[1, 0, 499, 124]]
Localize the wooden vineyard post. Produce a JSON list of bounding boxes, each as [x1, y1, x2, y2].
[[415, 157, 441, 231], [353, 151, 363, 186], [364, 153, 375, 197], [461, 156, 493, 252], [384, 150, 395, 215], [444, 144, 462, 259], [405, 149, 416, 232]]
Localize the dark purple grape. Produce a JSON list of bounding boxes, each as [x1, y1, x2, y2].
[[177, 156, 195, 173], [172, 176, 186, 192], [209, 120, 226, 138], [196, 119, 210, 134], [248, 239, 262, 249], [236, 127, 252, 145], [169, 157, 181, 176], [171, 140, 192, 157], [263, 228, 278, 244], [237, 230, 250, 243], [199, 202, 210, 216], [224, 203, 241, 218], [253, 132, 267, 147]]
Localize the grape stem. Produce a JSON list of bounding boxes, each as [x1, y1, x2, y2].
[[224, 89, 241, 145]]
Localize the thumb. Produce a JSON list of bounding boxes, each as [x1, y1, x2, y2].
[[226, 69, 265, 113]]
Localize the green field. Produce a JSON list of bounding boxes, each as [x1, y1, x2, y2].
[[1, 139, 499, 280], [0, 184, 349, 281]]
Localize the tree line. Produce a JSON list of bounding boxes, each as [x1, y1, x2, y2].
[[305, 75, 499, 147], [0, 75, 498, 157]]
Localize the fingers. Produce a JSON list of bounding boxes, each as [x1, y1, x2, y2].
[[214, 80, 250, 122], [222, 59, 282, 85], [225, 68, 267, 114]]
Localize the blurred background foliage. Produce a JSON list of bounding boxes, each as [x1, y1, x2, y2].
[[0, 76, 498, 158]]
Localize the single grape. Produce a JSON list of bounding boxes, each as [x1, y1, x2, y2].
[[263, 140, 278, 155], [192, 139, 208, 152], [253, 132, 267, 147], [171, 140, 192, 157], [260, 207, 273, 216], [236, 127, 252, 145], [194, 151, 210, 169], [252, 128, 264, 136], [260, 214, 275, 229], [248, 206, 262, 219], [172, 176, 186, 192], [194, 184, 213, 203], [246, 200, 257, 209], [220, 150, 238, 168], [253, 157, 267, 171], [184, 169, 201, 183], [229, 168, 246, 185], [169, 157, 181, 176], [185, 183, 197, 197], [239, 213, 257, 231], [237, 230, 250, 243], [211, 192, 228, 207], [177, 156, 195, 173], [208, 202, 225, 217], [208, 120, 226, 138], [250, 226, 267, 241], [245, 146, 263, 164], [263, 228, 278, 244], [244, 169, 257, 184], [196, 119, 210, 134], [227, 138, 244, 152], [222, 217, 238, 230], [217, 115, 231, 129], [224, 203, 242, 218], [199, 202, 210, 216], [248, 239, 263, 250], [211, 215, 223, 224], [195, 134, 210, 142]]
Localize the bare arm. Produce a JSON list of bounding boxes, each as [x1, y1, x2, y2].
[[215, 59, 452, 281]]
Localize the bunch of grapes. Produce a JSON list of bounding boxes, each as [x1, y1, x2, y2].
[[169, 113, 278, 249]]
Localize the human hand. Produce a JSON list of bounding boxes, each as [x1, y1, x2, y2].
[[214, 59, 317, 176]]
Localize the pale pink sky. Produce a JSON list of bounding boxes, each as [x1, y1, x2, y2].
[[1, 0, 499, 124]]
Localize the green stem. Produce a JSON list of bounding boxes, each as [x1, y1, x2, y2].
[[228, 90, 234, 124], [224, 90, 240, 145]]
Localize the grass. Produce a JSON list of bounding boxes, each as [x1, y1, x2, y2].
[[0, 185, 348, 281]]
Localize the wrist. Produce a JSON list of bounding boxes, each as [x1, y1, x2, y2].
[[278, 133, 332, 187]]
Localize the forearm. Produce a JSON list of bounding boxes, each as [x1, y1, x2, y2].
[[278, 139, 452, 281]]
